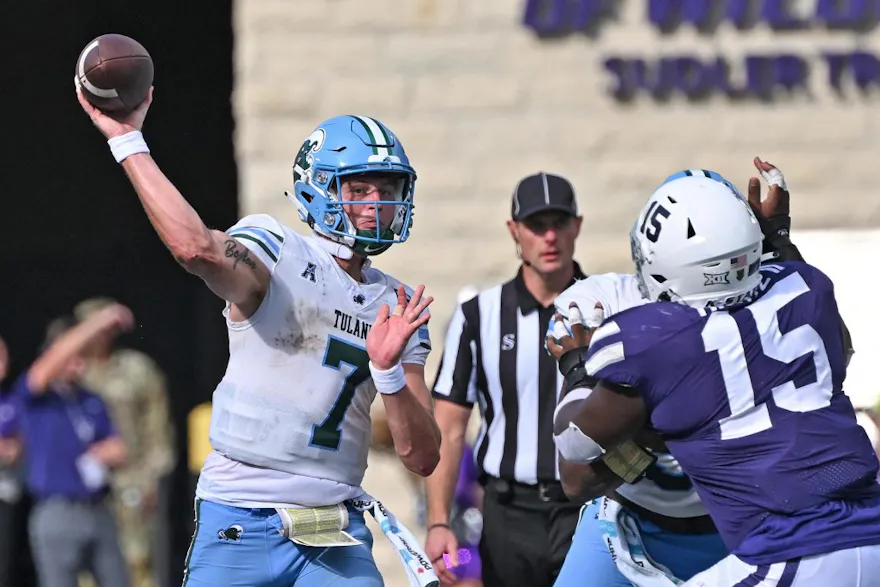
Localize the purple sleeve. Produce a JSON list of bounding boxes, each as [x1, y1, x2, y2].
[[583, 319, 643, 389], [0, 373, 33, 437], [9, 371, 36, 402], [0, 396, 18, 438]]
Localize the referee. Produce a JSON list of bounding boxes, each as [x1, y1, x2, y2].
[[425, 172, 585, 587]]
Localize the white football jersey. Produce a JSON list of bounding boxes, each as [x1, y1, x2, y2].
[[553, 273, 707, 519], [196, 214, 430, 508]]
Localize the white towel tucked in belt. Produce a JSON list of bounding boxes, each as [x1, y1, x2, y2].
[[596, 496, 682, 587], [349, 494, 439, 587]]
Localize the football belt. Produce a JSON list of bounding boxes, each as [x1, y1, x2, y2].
[[276, 497, 440, 587]]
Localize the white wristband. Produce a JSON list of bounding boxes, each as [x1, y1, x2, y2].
[[108, 131, 149, 164], [370, 361, 406, 395]]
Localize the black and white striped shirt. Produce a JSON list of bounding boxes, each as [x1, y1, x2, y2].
[[432, 265, 585, 485]]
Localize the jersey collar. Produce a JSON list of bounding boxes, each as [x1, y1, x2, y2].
[[514, 262, 586, 314]]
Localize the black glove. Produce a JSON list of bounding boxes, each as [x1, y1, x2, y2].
[[558, 346, 598, 394], [760, 214, 804, 262]]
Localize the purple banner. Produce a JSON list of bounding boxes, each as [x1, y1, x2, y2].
[[524, 0, 880, 34], [523, 0, 880, 101]]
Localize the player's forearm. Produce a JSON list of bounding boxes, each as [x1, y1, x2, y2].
[[559, 457, 622, 502], [28, 320, 113, 392], [381, 389, 441, 477], [424, 421, 466, 525]]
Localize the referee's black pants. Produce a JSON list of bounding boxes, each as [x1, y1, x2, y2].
[[479, 477, 580, 587]]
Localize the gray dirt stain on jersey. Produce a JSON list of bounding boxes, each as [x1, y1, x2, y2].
[[275, 305, 325, 354]]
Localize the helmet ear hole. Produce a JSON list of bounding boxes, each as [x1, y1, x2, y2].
[[651, 274, 667, 284]]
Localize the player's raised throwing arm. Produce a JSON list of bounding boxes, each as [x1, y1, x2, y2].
[[75, 87, 269, 316]]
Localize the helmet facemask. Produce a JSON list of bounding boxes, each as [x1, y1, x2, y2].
[[330, 171, 414, 256]]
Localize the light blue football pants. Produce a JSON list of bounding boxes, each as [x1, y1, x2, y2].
[[182, 498, 383, 586], [554, 500, 728, 587]]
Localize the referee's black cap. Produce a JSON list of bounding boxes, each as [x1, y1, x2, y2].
[[511, 171, 579, 221]]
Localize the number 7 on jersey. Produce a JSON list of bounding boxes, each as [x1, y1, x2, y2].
[[310, 336, 371, 451]]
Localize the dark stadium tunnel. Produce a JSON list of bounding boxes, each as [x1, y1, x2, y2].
[[0, 0, 237, 585]]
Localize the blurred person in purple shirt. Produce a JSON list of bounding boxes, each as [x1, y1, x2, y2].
[[0, 335, 24, 587], [1, 305, 133, 587]]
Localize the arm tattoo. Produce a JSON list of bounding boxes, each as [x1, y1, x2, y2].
[[224, 239, 258, 271]]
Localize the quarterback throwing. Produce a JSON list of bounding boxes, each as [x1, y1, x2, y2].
[[76, 85, 441, 586]]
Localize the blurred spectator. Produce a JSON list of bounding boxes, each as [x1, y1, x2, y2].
[[1, 309, 132, 587], [0, 336, 23, 587], [0, 335, 8, 382], [74, 298, 176, 587]]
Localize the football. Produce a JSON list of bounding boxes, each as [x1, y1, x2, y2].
[[75, 34, 153, 114]]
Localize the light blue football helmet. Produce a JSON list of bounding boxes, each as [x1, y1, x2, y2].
[[284, 115, 417, 256], [658, 168, 744, 199]]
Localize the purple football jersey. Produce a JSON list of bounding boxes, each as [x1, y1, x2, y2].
[[585, 261, 880, 565]]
